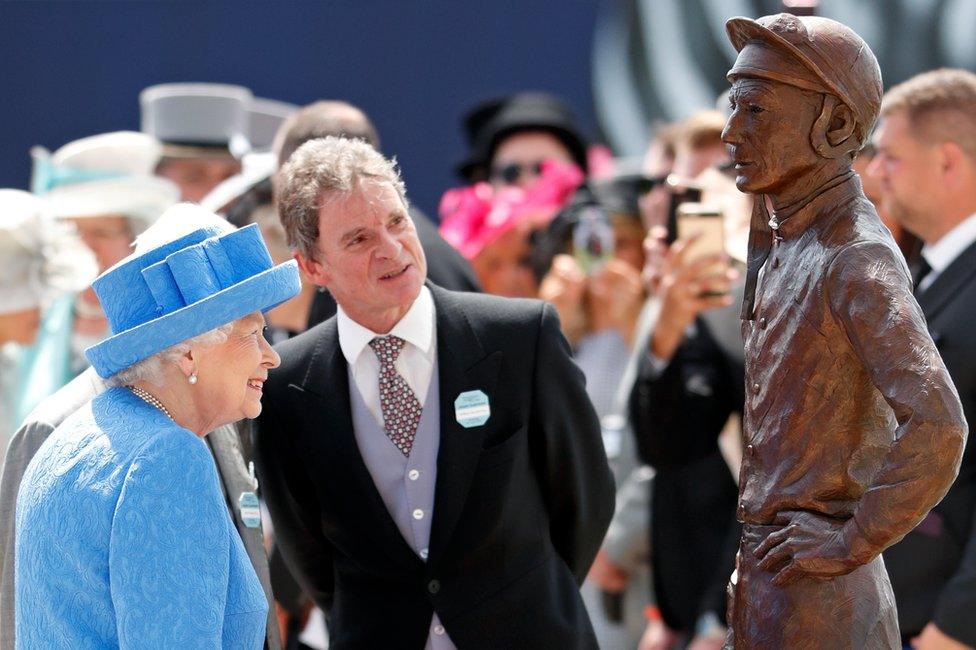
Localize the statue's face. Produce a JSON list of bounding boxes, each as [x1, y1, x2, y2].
[[722, 77, 824, 196]]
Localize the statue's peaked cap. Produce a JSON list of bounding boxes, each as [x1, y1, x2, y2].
[[726, 13, 883, 135]]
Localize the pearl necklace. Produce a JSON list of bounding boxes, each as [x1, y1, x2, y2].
[[127, 385, 173, 420]]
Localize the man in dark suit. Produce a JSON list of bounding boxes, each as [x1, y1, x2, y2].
[[870, 68, 976, 650], [258, 135, 614, 649], [271, 100, 480, 330], [265, 100, 481, 644]]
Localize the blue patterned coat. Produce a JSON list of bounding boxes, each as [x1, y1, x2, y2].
[[15, 387, 267, 648]]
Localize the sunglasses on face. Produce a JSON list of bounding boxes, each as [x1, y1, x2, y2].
[[489, 161, 545, 185]]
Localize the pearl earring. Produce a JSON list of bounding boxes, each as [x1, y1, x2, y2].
[[188, 373, 198, 385]]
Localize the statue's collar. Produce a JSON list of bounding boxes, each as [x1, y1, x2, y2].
[[768, 171, 861, 239], [740, 170, 862, 320]]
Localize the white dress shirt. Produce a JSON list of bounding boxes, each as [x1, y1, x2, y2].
[[337, 286, 437, 431], [918, 212, 976, 293]]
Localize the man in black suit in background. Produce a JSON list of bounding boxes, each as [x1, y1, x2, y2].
[[257, 136, 614, 648], [869, 68, 976, 650], [272, 100, 480, 330]]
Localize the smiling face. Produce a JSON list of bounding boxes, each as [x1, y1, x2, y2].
[[722, 77, 824, 197], [193, 312, 279, 424], [298, 180, 427, 332]]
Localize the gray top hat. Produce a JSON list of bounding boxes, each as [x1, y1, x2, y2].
[[248, 97, 298, 152], [140, 83, 253, 158]]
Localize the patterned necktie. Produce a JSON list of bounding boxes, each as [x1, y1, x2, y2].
[[368, 335, 422, 456]]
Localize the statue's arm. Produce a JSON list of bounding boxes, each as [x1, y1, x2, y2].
[[826, 240, 967, 559]]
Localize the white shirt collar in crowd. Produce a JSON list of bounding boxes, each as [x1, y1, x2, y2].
[[919, 212, 976, 292]]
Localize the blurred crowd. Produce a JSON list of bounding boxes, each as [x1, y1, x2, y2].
[[2, 57, 976, 650]]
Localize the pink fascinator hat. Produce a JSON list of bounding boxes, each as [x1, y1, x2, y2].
[[439, 160, 584, 260]]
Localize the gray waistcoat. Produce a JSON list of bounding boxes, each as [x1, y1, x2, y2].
[[348, 362, 455, 650]]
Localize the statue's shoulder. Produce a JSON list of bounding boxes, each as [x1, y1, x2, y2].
[[818, 194, 892, 251]]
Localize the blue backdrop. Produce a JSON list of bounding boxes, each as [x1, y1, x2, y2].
[[0, 1, 600, 217]]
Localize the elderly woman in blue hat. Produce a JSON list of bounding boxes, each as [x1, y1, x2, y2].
[[14, 203, 300, 648]]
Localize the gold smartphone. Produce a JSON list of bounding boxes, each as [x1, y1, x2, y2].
[[676, 202, 729, 297]]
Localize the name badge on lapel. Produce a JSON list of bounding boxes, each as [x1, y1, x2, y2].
[[454, 390, 491, 428], [239, 491, 261, 529]]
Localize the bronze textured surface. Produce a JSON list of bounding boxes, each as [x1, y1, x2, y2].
[[720, 12, 968, 650]]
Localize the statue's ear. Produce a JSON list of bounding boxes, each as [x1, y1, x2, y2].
[[811, 94, 858, 159]]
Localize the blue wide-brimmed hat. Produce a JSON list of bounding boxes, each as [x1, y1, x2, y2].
[[86, 213, 300, 378]]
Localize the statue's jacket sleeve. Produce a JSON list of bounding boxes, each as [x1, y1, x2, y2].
[[825, 240, 966, 555]]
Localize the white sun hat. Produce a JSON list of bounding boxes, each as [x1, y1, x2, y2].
[[31, 131, 179, 234]]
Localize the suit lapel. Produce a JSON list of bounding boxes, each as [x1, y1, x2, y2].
[[296, 319, 421, 568], [207, 424, 281, 650], [427, 285, 502, 563], [917, 240, 976, 322], [208, 425, 258, 544]]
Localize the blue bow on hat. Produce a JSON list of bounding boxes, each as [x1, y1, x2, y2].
[[86, 222, 300, 378]]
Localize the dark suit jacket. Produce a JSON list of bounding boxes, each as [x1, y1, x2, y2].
[[306, 208, 480, 328], [884, 239, 976, 644], [256, 284, 615, 649], [629, 318, 743, 633]]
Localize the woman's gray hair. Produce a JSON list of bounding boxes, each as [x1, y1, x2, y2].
[[106, 323, 233, 388], [276, 135, 407, 260]]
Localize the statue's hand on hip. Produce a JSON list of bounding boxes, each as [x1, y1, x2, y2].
[[753, 511, 863, 586]]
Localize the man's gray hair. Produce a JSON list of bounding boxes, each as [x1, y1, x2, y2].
[[106, 323, 233, 388], [276, 136, 407, 260]]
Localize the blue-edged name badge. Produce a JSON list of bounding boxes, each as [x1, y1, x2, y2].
[[454, 390, 491, 428], [239, 491, 261, 529]]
